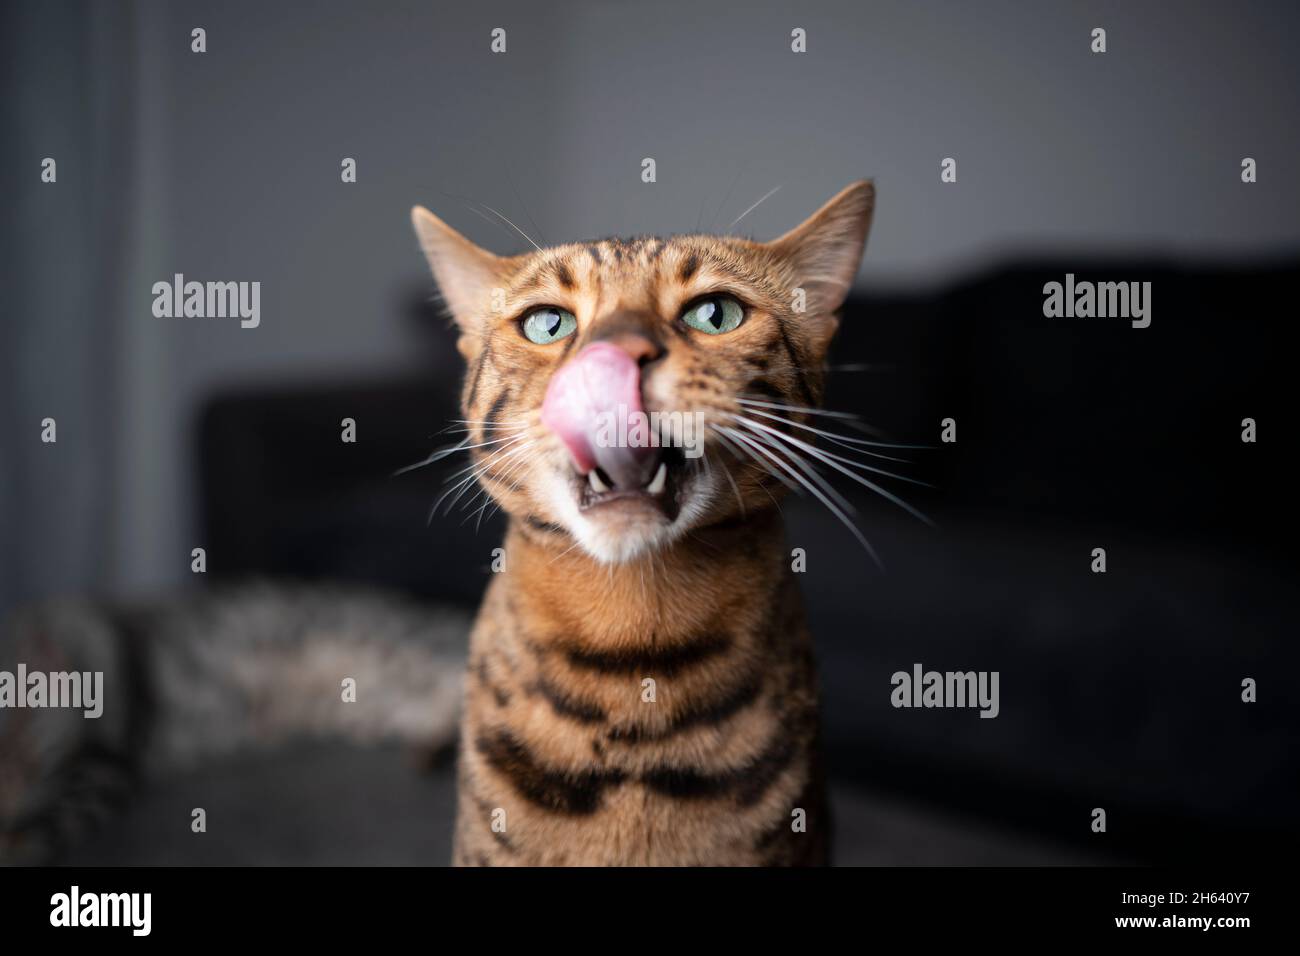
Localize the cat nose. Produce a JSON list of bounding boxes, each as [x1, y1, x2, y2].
[[592, 310, 666, 368], [599, 330, 664, 368], [541, 340, 661, 489]]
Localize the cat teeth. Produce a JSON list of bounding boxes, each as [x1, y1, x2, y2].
[[588, 469, 610, 494], [646, 461, 668, 495]]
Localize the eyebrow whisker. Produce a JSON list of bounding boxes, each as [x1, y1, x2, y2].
[[475, 201, 542, 252], [728, 185, 781, 230]]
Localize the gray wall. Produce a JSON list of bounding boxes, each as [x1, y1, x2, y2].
[[4, 0, 1299, 609], [538, 0, 1300, 277]]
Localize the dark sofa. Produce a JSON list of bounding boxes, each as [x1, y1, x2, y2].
[[179, 257, 1298, 865]]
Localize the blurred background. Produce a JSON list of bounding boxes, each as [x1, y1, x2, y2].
[[1, 0, 1297, 865]]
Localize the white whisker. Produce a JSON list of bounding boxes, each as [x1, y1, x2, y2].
[[718, 424, 881, 567], [732, 415, 934, 527], [728, 185, 781, 230], [393, 438, 472, 476], [739, 407, 923, 461], [475, 202, 542, 252], [737, 397, 919, 445], [732, 414, 932, 487]]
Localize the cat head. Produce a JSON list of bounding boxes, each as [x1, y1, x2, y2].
[[411, 181, 874, 563]]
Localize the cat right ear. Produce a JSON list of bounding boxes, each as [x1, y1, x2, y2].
[[410, 206, 507, 333], [766, 180, 875, 317]]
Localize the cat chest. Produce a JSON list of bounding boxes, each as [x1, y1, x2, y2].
[[459, 617, 820, 863]]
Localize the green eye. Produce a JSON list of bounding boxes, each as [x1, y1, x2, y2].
[[521, 307, 577, 344], [681, 296, 744, 335]]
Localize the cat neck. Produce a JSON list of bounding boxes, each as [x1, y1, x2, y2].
[[500, 508, 790, 647]]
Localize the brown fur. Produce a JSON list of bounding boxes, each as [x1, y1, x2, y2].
[[411, 182, 875, 865]]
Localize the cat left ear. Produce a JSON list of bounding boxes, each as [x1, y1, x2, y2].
[[410, 206, 508, 331], [767, 180, 875, 316]]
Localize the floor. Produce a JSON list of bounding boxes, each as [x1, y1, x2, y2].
[[65, 742, 1116, 866]]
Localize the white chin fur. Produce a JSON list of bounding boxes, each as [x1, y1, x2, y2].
[[578, 524, 673, 564]]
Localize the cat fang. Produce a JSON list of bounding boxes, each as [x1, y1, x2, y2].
[[578, 445, 688, 522]]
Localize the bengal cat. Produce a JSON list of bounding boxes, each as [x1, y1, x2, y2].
[[411, 181, 876, 866]]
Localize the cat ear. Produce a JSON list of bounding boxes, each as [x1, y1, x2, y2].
[[767, 180, 875, 316], [410, 206, 508, 331]]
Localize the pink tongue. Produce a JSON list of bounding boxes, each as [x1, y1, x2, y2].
[[541, 341, 648, 479]]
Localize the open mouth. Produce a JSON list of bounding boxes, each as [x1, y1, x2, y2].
[[576, 446, 687, 521]]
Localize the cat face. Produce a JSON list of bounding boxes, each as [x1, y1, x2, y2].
[[411, 182, 874, 563]]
